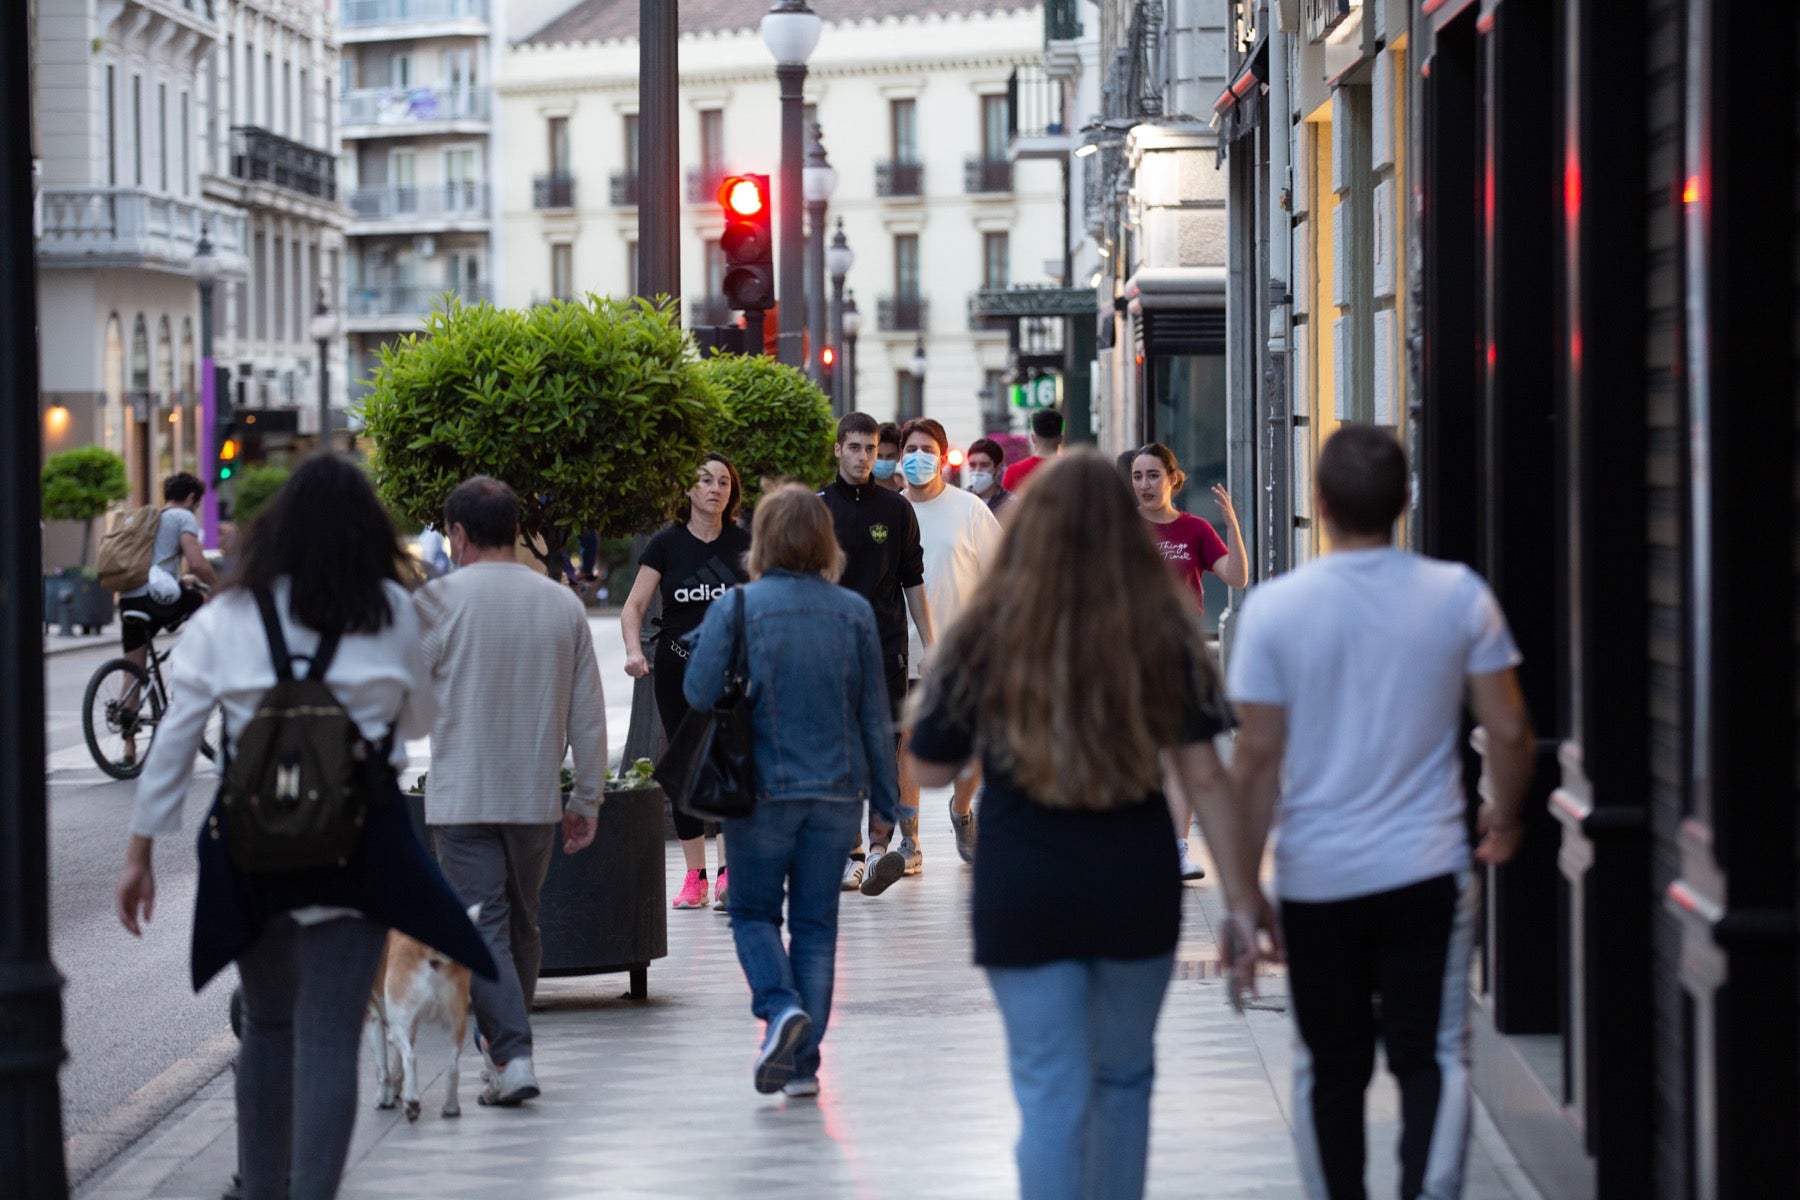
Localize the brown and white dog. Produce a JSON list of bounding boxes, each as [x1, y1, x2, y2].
[[365, 907, 483, 1121]]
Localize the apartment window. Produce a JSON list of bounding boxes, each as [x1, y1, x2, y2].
[[180, 93, 190, 196], [283, 61, 292, 137], [294, 239, 305, 344], [340, 57, 354, 94], [548, 116, 570, 174], [273, 235, 286, 343], [981, 94, 1010, 161], [895, 371, 924, 423], [243, 40, 253, 125], [264, 53, 273, 128], [105, 67, 116, 185], [132, 75, 143, 185], [983, 231, 1009, 289], [699, 110, 723, 172], [299, 68, 309, 143], [894, 234, 920, 297], [890, 99, 917, 162], [159, 84, 170, 191], [390, 53, 412, 90], [390, 149, 417, 213], [449, 251, 482, 295], [444, 146, 478, 212], [253, 231, 267, 340], [444, 48, 476, 92], [551, 243, 573, 301], [623, 114, 640, 173]]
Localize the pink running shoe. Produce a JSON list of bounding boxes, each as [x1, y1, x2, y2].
[[672, 870, 709, 909], [713, 868, 730, 911]]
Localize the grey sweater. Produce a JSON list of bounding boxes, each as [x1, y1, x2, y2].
[[416, 562, 608, 824]]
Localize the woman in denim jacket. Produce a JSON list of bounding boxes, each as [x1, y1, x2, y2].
[[684, 484, 899, 1098]]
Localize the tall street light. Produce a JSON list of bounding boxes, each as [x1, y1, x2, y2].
[[802, 123, 837, 385], [193, 228, 222, 548], [310, 292, 341, 452], [842, 290, 861, 412], [825, 218, 855, 417], [908, 336, 928, 421], [761, 0, 822, 370]]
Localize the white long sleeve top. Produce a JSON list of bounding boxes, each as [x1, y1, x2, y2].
[[128, 578, 438, 840]]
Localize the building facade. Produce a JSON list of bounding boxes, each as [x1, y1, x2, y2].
[[495, 0, 1066, 453]]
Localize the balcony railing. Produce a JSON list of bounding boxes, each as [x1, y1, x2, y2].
[[1046, 0, 1083, 41], [346, 282, 492, 319], [1008, 65, 1067, 141], [348, 182, 489, 222], [342, 0, 489, 27], [687, 167, 730, 205], [877, 295, 928, 332], [37, 187, 246, 273], [534, 173, 576, 210], [965, 156, 1014, 194], [609, 171, 639, 207], [230, 126, 336, 201], [875, 160, 924, 198], [340, 86, 490, 129]]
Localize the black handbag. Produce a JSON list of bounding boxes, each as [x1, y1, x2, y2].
[[655, 587, 757, 821]]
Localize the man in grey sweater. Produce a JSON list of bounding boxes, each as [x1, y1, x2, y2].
[[417, 476, 606, 1107]]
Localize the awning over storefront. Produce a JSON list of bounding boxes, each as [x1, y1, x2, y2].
[[1213, 39, 1268, 163]]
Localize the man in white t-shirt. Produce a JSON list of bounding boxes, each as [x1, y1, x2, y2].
[[899, 418, 1002, 872], [1202, 425, 1533, 1200]]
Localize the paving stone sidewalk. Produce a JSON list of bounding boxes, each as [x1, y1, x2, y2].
[[77, 823, 1541, 1200]]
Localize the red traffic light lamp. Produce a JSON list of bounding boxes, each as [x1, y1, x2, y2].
[[719, 173, 774, 313], [720, 176, 766, 217]]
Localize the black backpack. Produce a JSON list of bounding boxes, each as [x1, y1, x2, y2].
[[218, 588, 385, 874]]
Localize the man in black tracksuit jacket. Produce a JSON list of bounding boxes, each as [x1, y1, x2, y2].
[[819, 412, 933, 896]]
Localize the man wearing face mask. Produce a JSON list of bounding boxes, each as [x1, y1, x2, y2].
[[873, 422, 905, 492], [964, 437, 1013, 516], [899, 419, 1003, 870], [819, 412, 934, 896]]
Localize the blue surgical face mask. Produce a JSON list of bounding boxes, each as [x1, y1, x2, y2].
[[872, 458, 899, 481], [901, 450, 941, 486]]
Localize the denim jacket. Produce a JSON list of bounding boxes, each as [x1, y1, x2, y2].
[[683, 570, 899, 822]]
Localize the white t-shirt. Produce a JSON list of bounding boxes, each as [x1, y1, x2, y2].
[[1226, 547, 1522, 903], [906, 484, 1003, 678]]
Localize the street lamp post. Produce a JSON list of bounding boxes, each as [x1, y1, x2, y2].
[[802, 124, 837, 385], [309, 293, 340, 452], [761, 1, 822, 370], [825, 217, 854, 417], [842, 290, 861, 412], [193, 229, 222, 548], [908, 336, 928, 421]]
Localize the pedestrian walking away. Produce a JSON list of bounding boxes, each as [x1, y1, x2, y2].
[[1213, 425, 1535, 1200], [1000, 408, 1065, 496], [114, 454, 493, 1200], [906, 451, 1234, 1200], [416, 476, 608, 1109], [622, 452, 752, 912], [899, 418, 1003, 869], [684, 484, 900, 1098], [965, 436, 1015, 518], [817, 411, 933, 895], [1131, 442, 1249, 881]]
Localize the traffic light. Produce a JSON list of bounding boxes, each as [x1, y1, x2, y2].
[[820, 345, 835, 393], [216, 427, 241, 482], [719, 174, 774, 312]]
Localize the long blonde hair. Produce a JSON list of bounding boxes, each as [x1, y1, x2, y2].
[[910, 450, 1222, 810]]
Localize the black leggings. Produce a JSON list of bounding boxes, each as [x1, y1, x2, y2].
[[654, 641, 710, 844]]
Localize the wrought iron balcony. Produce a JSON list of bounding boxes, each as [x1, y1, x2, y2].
[[348, 182, 488, 223], [965, 156, 1014, 195], [341, 0, 489, 28], [340, 86, 490, 130], [687, 167, 731, 206], [1046, 0, 1083, 42], [37, 188, 247, 275], [346, 281, 492, 319], [875, 160, 924, 199], [230, 126, 336, 201], [534, 173, 576, 210], [877, 294, 928, 332], [1008, 65, 1068, 143], [609, 172, 639, 207]]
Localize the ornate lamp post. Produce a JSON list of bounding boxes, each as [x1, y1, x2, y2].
[[907, 336, 928, 420], [760, 0, 822, 369], [802, 124, 837, 385], [825, 217, 854, 417], [193, 229, 222, 546], [309, 292, 341, 452], [842, 290, 861, 412]]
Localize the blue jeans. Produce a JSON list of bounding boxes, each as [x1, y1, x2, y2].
[[986, 953, 1176, 1200], [724, 798, 862, 1080]]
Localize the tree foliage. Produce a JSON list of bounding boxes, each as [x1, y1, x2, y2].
[[358, 297, 725, 560], [41, 446, 129, 522], [701, 353, 836, 505], [231, 464, 290, 527]]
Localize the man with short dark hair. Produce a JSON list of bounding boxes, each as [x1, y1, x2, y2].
[[417, 475, 606, 1107], [874, 421, 905, 492], [1206, 425, 1535, 1200], [964, 437, 1013, 515], [119, 473, 218, 669], [818, 413, 933, 895], [1001, 408, 1065, 494]]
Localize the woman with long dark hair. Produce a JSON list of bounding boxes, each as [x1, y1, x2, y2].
[[115, 454, 492, 1200], [906, 452, 1235, 1200], [621, 452, 752, 910]]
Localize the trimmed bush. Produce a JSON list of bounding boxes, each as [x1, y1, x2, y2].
[[41, 446, 129, 566], [230, 464, 291, 527], [701, 353, 836, 505]]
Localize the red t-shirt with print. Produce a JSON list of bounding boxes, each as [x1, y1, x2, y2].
[[1146, 513, 1229, 610]]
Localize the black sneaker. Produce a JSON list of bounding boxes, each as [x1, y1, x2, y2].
[[860, 847, 906, 896]]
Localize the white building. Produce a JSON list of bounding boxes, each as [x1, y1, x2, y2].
[[34, 0, 346, 523], [497, 0, 1066, 451]]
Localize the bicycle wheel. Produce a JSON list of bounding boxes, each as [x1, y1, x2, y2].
[[83, 659, 162, 781]]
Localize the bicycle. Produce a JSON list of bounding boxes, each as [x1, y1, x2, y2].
[[82, 610, 219, 781]]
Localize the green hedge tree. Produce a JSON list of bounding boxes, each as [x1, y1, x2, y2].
[[358, 296, 725, 567], [701, 353, 836, 505], [231, 464, 290, 527], [41, 445, 129, 566]]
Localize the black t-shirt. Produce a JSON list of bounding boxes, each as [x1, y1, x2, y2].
[[640, 522, 752, 646], [818, 476, 925, 654], [909, 654, 1231, 968]]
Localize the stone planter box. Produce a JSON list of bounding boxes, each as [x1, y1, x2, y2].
[[43, 572, 114, 634]]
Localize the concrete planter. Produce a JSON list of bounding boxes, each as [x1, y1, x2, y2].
[[43, 572, 113, 634]]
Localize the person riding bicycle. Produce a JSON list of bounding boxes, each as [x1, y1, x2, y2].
[[119, 473, 218, 671]]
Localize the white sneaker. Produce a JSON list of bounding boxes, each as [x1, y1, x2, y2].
[[840, 857, 865, 891], [782, 1076, 820, 1098], [477, 1055, 540, 1106], [1176, 838, 1207, 881]]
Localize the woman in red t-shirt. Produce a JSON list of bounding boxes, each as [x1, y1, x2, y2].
[[1131, 442, 1249, 881]]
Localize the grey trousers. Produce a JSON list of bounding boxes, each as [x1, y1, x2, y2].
[[432, 822, 557, 1066], [235, 914, 388, 1200]]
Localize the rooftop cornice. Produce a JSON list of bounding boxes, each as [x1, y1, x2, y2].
[[498, 51, 1042, 98]]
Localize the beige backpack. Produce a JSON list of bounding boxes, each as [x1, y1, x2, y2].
[[96, 505, 163, 594]]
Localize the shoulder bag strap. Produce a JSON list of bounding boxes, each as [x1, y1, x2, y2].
[[305, 629, 343, 682], [730, 586, 749, 685], [251, 587, 295, 683]]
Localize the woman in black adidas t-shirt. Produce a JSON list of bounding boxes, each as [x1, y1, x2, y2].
[[621, 453, 752, 911]]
